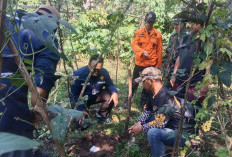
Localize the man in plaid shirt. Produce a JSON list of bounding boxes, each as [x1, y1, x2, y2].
[[129, 67, 186, 157]]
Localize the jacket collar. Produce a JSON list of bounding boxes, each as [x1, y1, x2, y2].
[[142, 27, 156, 36]]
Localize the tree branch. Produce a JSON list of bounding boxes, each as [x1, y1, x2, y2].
[[0, 0, 7, 90]]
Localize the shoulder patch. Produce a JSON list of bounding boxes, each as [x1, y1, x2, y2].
[[100, 75, 104, 80]]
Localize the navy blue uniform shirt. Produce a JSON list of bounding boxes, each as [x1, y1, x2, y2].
[[0, 15, 60, 131], [70, 65, 117, 108]]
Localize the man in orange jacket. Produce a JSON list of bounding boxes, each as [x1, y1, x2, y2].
[[122, 11, 163, 109]]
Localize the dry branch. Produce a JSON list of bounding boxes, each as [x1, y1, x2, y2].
[[125, 69, 132, 130]]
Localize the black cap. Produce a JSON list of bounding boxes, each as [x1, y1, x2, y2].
[[173, 18, 187, 24], [145, 11, 156, 22], [174, 10, 206, 25]]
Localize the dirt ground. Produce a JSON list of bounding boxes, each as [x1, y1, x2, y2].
[[66, 131, 121, 157]]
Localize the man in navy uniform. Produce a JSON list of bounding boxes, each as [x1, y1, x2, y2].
[[0, 5, 61, 157], [71, 54, 118, 123]]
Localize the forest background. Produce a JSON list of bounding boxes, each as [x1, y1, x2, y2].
[[0, 0, 232, 156]]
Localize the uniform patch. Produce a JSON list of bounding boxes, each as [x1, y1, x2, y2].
[[100, 75, 104, 80], [149, 114, 166, 127], [72, 75, 79, 80]]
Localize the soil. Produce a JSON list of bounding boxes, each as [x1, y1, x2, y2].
[[67, 131, 121, 157]]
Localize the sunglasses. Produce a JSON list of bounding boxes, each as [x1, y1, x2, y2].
[[93, 68, 101, 73]]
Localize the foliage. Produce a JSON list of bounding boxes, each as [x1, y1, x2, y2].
[[0, 132, 39, 155], [48, 104, 94, 143]]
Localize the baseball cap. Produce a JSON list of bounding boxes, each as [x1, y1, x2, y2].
[[173, 18, 187, 24], [145, 11, 156, 22], [135, 67, 162, 83], [36, 5, 60, 18]]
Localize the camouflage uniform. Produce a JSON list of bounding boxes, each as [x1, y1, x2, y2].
[[167, 30, 188, 71]]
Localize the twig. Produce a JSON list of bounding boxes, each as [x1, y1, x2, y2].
[[186, 147, 196, 157], [125, 69, 132, 130], [0, 0, 7, 90], [116, 29, 120, 87], [47, 83, 59, 103], [171, 64, 193, 157]]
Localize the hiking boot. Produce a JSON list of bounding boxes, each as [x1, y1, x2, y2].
[[95, 113, 111, 123]]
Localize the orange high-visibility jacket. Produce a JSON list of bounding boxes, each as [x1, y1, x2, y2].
[[132, 27, 163, 67]]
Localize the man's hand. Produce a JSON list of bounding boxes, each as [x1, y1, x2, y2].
[[170, 76, 176, 87], [109, 93, 118, 107], [143, 51, 148, 58], [77, 110, 88, 124], [128, 121, 142, 136]]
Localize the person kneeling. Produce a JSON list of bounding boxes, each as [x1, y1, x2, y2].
[[70, 54, 118, 125], [129, 67, 186, 157]]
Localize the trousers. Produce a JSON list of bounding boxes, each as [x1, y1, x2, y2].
[[147, 128, 186, 157]]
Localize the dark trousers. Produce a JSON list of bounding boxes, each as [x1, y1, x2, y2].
[[126, 64, 156, 108], [87, 90, 114, 118], [0, 130, 33, 157]]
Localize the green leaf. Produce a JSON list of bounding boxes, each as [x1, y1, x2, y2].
[[0, 132, 39, 155], [220, 48, 232, 60], [210, 64, 220, 76], [212, 8, 228, 16], [107, 11, 119, 21], [22, 58, 33, 65], [215, 147, 229, 157], [10, 74, 25, 87], [182, 130, 189, 141], [48, 105, 92, 142], [200, 31, 206, 42], [206, 42, 213, 56], [59, 19, 78, 35], [51, 114, 69, 143], [222, 62, 232, 73], [198, 61, 208, 70], [208, 96, 217, 108], [23, 14, 68, 61], [218, 71, 231, 87]]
